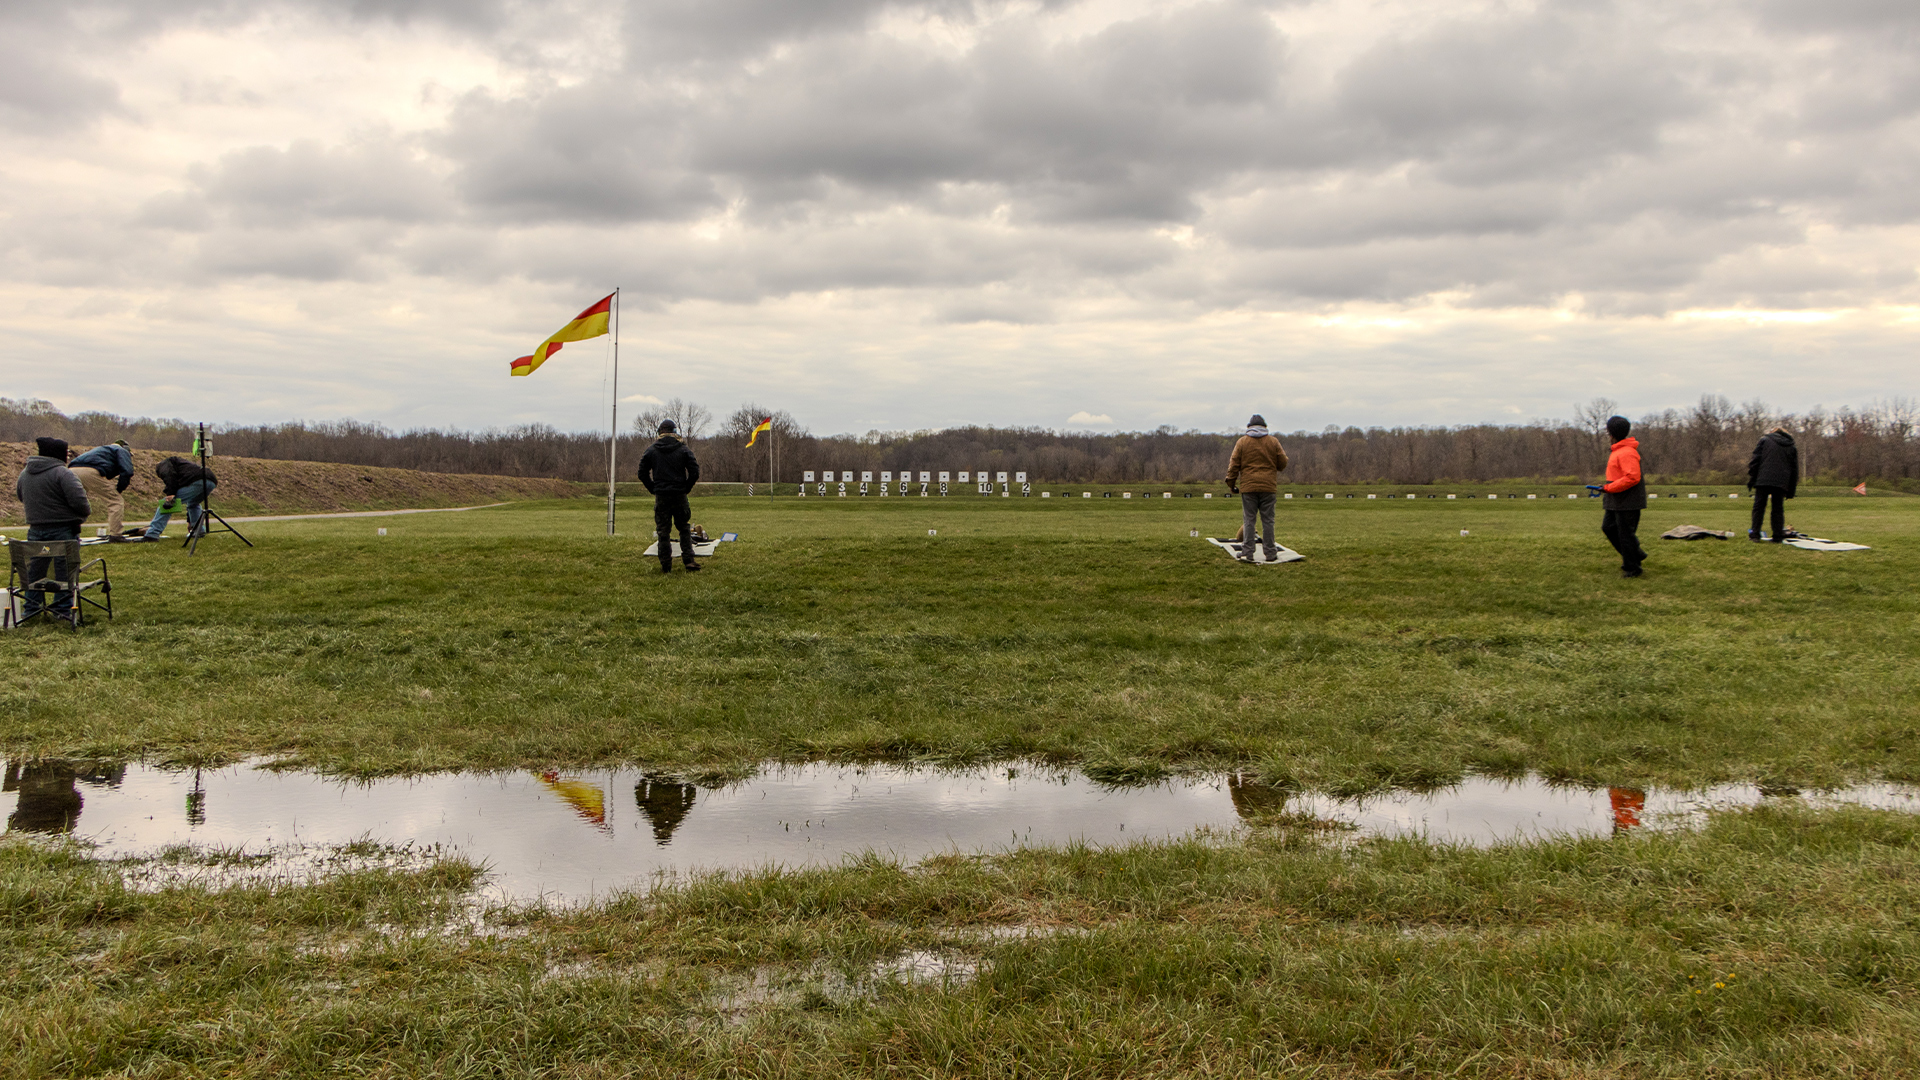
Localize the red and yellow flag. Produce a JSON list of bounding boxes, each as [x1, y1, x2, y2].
[[509, 293, 614, 376], [745, 417, 773, 448]]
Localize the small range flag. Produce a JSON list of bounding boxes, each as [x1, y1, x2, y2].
[[510, 293, 614, 376], [1853, 482, 1868, 495], [745, 417, 773, 448]]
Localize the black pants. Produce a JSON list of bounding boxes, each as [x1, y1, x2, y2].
[[653, 493, 695, 567], [1750, 486, 1787, 539], [23, 523, 81, 619], [1601, 509, 1645, 571]]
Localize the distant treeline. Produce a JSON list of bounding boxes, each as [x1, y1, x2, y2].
[[6, 394, 1917, 489]]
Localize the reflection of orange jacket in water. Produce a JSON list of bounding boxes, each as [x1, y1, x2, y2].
[[1609, 788, 1645, 831]]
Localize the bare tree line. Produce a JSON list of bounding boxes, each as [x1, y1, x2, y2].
[[5, 394, 1916, 490]]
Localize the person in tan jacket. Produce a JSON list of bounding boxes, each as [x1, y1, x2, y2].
[[1225, 414, 1289, 562]]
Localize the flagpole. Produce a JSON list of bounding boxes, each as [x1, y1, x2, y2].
[[768, 421, 774, 500], [606, 288, 620, 536]]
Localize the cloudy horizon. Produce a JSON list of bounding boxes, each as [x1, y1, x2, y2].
[[3, 0, 1916, 437]]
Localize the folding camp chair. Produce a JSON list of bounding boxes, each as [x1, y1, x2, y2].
[[4, 539, 112, 629]]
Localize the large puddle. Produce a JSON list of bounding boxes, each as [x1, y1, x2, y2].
[[6, 760, 1917, 903]]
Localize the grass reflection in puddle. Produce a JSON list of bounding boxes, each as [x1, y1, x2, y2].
[[5, 757, 1917, 904]]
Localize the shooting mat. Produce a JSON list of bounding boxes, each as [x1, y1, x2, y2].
[[1783, 536, 1871, 551], [1205, 537, 1306, 564]]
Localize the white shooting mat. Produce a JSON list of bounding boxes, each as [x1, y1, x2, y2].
[[1783, 536, 1871, 551], [1205, 537, 1306, 564]]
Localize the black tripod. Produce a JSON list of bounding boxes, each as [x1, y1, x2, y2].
[[184, 422, 252, 555]]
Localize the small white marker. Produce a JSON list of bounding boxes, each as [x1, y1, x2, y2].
[[377, 528, 387, 536], [1460, 529, 1469, 536]]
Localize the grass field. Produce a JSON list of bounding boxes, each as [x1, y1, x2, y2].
[[5, 490, 1919, 1076], [3, 488, 1915, 788]]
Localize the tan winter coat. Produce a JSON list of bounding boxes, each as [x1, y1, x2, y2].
[[1225, 434, 1288, 493]]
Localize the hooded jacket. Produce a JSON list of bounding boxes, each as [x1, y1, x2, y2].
[[1601, 437, 1647, 511], [155, 456, 215, 497], [69, 444, 136, 492], [638, 435, 701, 496], [15, 456, 92, 526], [1747, 431, 1798, 497], [1225, 429, 1289, 494]]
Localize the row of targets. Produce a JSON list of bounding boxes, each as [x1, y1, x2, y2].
[[797, 471, 1032, 496]]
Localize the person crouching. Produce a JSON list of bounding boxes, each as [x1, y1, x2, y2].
[[67, 439, 135, 541], [639, 419, 702, 574], [144, 455, 217, 540]]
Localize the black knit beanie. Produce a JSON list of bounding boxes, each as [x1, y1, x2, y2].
[[35, 437, 68, 459], [1247, 414, 1267, 427]]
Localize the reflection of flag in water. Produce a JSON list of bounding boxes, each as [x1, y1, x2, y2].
[[537, 771, 610, 832], [1608, 787, 1645, 832]]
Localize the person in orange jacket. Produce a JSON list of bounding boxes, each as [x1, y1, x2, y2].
[[1587, 415, 1648, 577]]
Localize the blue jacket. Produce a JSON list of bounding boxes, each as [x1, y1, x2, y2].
[[69, 444, 135, 492]]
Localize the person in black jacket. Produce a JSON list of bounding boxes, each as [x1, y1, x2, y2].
[[638, 420, 702, 573], [1746, 427, 1798, 542], [143, 456, 218, 540], [14, 437, 92, 620]]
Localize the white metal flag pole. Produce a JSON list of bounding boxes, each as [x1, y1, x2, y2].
[[606, 288, 620, 536]]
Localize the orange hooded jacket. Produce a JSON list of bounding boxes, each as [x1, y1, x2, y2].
[[1603, 437, 1642, 493]]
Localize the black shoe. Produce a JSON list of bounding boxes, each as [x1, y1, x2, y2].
[[1748, 531, 1762, 542], [683, 561, 702, 572], [106, 534, 129, 543], [1621, 567, 1643, 578], [659, 563, 673, 574]]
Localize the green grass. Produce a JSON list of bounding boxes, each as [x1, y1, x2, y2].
[[4, 492, 1917, 788], [5, 804, 1919, 1076], [6, 493, 1920, 1076]]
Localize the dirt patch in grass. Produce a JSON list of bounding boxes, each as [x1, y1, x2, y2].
[[1, 442, 577, 523]]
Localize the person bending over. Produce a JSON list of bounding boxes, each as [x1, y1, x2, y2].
[[1592, 416, 1648, 578], [13, 437, 91, 621], [1224, 413, 1289, 563], [144, 455, 217, 540], [67, 440, 135, 542], [639, 419, 702, 574], [1746, 426, 1798, 542]]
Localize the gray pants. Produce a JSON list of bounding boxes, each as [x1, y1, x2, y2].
[[1240, 492, 1277, 560]]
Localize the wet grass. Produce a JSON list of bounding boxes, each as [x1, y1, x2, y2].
[[4, 803, 1919, 1076], [3, 492, 1918, 790]]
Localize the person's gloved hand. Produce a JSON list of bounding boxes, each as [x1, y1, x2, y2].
[[158, 497, 186, 514], [1227, 482, 1239, 495]]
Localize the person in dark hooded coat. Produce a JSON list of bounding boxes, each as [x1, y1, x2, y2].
[[638, 419, 702, 573], [1746, 427, 1798, 542]]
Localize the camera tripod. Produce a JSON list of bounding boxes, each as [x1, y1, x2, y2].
[[184, 422, 252, 555]]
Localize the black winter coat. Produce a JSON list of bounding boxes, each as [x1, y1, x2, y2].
[[15, 456, 91, 526], [638, 437, 700, 495], [155, 456, 216, 497], [1747, 432, 1798, 497]]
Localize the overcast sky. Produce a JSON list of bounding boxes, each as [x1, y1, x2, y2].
[[3, 0, 1916, 436]]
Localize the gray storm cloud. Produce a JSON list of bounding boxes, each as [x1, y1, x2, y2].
[[6, 0, 1920, 324]]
